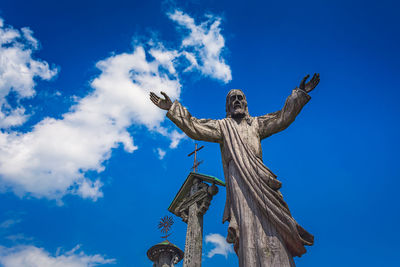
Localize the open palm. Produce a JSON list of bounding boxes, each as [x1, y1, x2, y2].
[[299, 73, 320, 93], [149, 91, 173, 110]]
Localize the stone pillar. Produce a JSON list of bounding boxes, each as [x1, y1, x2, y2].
[[181, 180, 218, 267], [168, 172, 224, 267], [147, 241, 184, 267], [183, 196, 203, 266]]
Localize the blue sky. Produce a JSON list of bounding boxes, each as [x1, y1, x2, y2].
[[0, 0, 399, 266]]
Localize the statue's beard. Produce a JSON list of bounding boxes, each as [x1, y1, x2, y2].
[[232, 110, 245, 118], [229, 104, 246, 118]]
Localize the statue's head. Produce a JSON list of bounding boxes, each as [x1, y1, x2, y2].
[[226, 89, 249, 118]]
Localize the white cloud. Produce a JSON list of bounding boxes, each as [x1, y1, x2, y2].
[[0, 9, 231, 202], [0, 19, 57, 128], [0, 219, 21, 229], [154, 126, 186, 149], [168, 10, 232, 83], [0, 245, 115, 267], [156, 148, 166, 160], [0, 45, 183, 202], [5, 233, 34, 242], [205, 233, 233, 259], [168, 130, 187, 149], [92, 46, 181, 130], [0, 219, 21, 228], [149, 44, 179, 75]]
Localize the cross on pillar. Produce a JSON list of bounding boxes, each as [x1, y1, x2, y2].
[[188, 144, 204, 172]]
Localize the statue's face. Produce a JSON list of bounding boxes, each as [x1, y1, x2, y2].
[[228, 91, 247, 118]]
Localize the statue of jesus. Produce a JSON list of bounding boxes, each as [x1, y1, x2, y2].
[[150, 73, 319, 267]]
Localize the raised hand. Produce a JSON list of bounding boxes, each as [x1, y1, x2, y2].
[[149, 91, 173, 110], [299, 73, 320, 93]]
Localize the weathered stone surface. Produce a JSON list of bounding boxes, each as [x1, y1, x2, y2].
[[183, 199, 203, 267]]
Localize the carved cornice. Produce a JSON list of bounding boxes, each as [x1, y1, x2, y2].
[[173, 183, 215, 221]]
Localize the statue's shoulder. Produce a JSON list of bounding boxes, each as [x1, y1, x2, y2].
[[195, 118, 223, 126], [256, 111, 280, 121]]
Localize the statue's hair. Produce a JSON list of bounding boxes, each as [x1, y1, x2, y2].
[[226, 89, 252, 124]]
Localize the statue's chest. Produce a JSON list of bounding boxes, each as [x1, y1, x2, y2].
[[234, 120, 262, 157]]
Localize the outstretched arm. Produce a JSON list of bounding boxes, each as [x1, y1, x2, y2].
[[149, 91, 222, 143], [258, 74, 319, 139]]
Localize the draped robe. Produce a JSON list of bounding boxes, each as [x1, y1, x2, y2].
[[166, 89, 314, 266]]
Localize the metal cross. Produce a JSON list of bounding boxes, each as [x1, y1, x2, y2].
[[188, 144, 204, 172]]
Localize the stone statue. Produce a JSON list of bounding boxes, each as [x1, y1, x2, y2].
[[150, 73, 320, 267]]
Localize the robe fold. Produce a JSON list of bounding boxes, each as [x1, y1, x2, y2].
[[167, 89, 314, 266]]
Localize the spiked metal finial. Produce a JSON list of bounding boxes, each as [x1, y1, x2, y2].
[[158, 215, 174, 240]]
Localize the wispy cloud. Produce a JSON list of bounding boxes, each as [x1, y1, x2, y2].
[[156, 148, 166, 160], [5, 233, 34, 243], [0, 219, 21, 229], [0, 244, 115, 267], [205, 233, 233, 259], [0, 8, 231, 202], [169, 10, 232, 83], [0, 18, 57, 128]]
